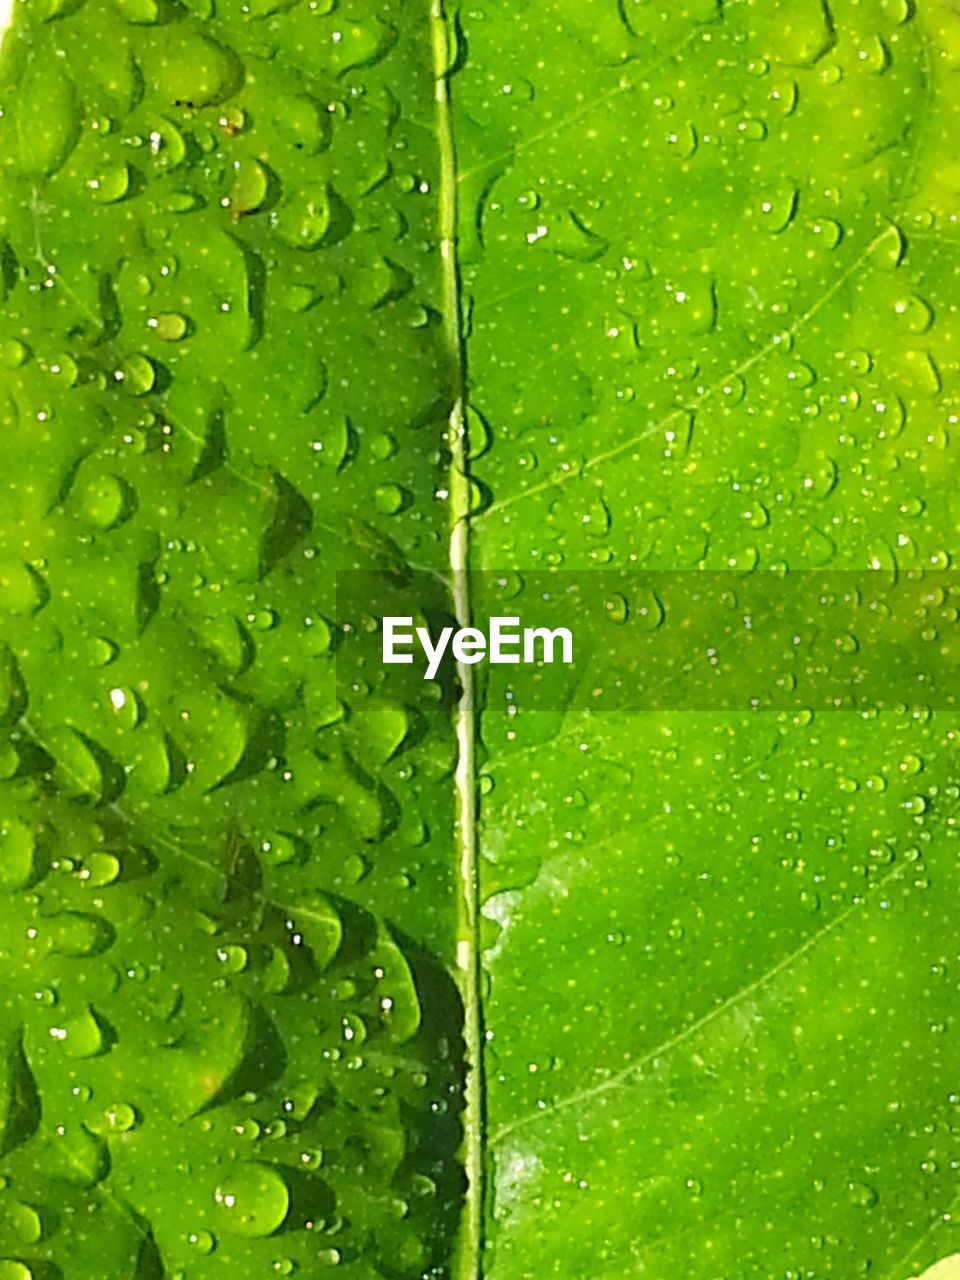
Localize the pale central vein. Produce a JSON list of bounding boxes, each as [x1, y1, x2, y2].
[[428, 4, 485, 1278]]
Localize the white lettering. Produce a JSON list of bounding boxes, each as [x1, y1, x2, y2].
[[382, 616, 573, 678], [452, 627, 487, 664], [418, 625, 453, 681], [523, 626, 573, 665], [489, 616, 521, 663], [383, 616, 414, 664]]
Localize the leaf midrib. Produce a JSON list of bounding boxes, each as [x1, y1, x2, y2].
[[428, 3, 485, 1277]]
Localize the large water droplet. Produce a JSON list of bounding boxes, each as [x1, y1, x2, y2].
[[213, 1163, 290, 1237]]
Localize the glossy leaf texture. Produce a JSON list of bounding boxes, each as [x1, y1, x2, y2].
[[2, 1, 960, 1279], [459, 1, 960, 1277], [0, 0, 464, 1277]]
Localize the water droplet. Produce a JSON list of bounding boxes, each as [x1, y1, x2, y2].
[[374, 483, 410, 515], [0, 339, 30, 369], [9, 1201, 43, 1245], [154, 31, 241, 108], [216, 944, 249, 973], [0, 820, 37, 891], [229, 158, 270, 213], [118, 354, 157, 397], [49, 912, 114, 958], [187, 1229, 216, 1255], [79, 475, 135, 530], [214, 1163, 290, 1237], [737, 117, 767, 142], [272, 94, 330, 154], [275, 183, 336, 249], [756, 182, 798, 233], [53, 1004, 106, 1059], [104, 1101, 137, 1132], [847, 1180, 879, 1208], [260, 834, 298, 868], [0, 1260, 34, 1280], [82, 850, 121, 887], [88, 162, 131, 203], [149, 311, 190, 341]]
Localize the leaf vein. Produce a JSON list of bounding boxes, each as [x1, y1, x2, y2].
[[479, 224, 896, 520], [489, 853, 909, 1148]]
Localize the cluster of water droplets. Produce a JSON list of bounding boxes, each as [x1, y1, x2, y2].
[[0, 0, 467, 1273], [449, 0, 960, 1274], [0, 773, 464, 1276]]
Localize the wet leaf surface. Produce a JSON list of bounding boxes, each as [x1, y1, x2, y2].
[[459, 1, 960, 1276], [0, 0, 463, 1275], [2, 1, 960, 1277]]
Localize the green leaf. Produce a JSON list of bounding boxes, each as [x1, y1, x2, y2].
[[459, 1, 960, 1276], [1, 0, 959, 1277], [0, 0, 463, 1274]]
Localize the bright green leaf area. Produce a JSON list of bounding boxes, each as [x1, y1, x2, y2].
[[462, 1, 960, 1277], [1, 0, 960, 1278]]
